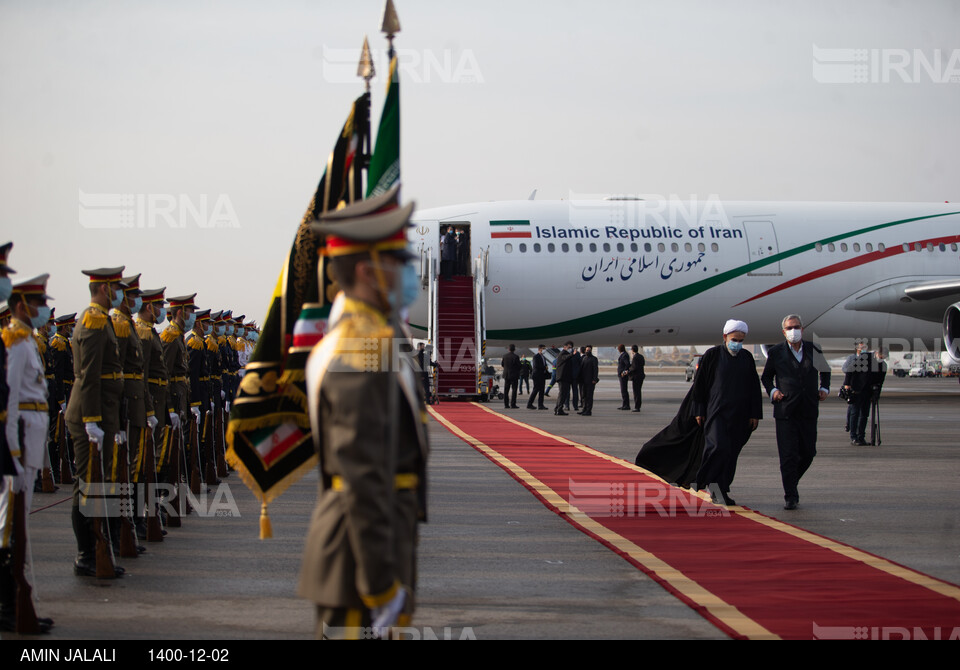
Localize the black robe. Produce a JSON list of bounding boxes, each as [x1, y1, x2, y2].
[[634, 381, 704, 488]]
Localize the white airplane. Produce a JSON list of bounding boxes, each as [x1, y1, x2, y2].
[[405, 198, 960, 367]]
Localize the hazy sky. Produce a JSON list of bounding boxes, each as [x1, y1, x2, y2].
[[1, 0, 958, 322]]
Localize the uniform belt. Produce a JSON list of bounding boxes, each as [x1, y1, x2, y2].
[[170, 376, 187, 383], [148, 378, 168, 386], [330, 473, 419, 492], [199, 376, 210, 382], [101, 372, 123, 381], [123, 373, 144, 380], [64, 380, 74, 385], [19, 402, 49, 412], [45, 374, 54, 379], [211, 375, 221, 380]]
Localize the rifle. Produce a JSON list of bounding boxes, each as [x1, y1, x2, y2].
[[214, 404, 228, 478], [115, 432, 139, 560], [203, 408, 218, 486], [166, 423, 183, 528], [88, 437, 119, 579], [40, 466, 56, 493], [12, 488, 40, 633], [142, 423, 164, 542], [189, 411, 201, 495], [58, 411, 74, 485]]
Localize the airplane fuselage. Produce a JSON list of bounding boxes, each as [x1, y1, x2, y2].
[[408, 199, 960, 353]]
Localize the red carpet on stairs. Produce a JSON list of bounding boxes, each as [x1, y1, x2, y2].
[[430, 402, 960, 640]]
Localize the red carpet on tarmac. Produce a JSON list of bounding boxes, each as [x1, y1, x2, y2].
[[430, 402, 960, 640]]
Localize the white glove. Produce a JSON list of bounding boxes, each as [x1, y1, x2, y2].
[[59, 402, 66, 412], [10, 458, 26, 494], [117, 430, 127, 445], [371, 587, 407, 635], [224, 401, 231, 413], [220, 391, 225, 401], [85, 421, 104, 446], [147, 415, 158, 430], [191, 407, 200, 423], [169, 412, 181, 430]]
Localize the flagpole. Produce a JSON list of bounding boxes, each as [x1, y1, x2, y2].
[[357, 37, 375, 189], [382, 0, 400, 61]]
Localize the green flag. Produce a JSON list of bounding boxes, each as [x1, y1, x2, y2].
[[367, 55, 400, 198]]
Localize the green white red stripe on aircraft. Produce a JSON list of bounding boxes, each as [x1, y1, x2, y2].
[[490, 220, 532, 239], [486, 210, 960, 341], [735, 232, 960, 307]]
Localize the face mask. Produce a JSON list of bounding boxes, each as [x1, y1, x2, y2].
[[785, 328, 802, 344], [110, 288, 124, 309], [30, 305, 51, 329], [183, 313, 196, 331], [204, 324, 212, 336], [155, 307, 166, 325], [48, 323, 58, 336], [248, 331, 259, 343], [395, 264, 421, 310], [726, 340, 743, 355], [226, 325, 234, 336], [129, 296, 143, 314], [0, 276, 11, 302]]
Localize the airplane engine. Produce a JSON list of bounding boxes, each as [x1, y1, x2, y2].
[[943, 302, 960, 363]]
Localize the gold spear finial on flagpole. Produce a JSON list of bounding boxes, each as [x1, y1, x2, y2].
[[357, 35, 375, 91], [381, 0, 401, 59]]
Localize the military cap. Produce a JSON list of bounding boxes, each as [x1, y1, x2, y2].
[[311, 184, 415, 260], [0, 241, 15, 274], [55, 312, 77, 326], [195, 309, 211, 322], [82, 267, 125, 283], [221, 309, 232, 320], [168, 294, 197, 309], [210, 310, 223, 322], [233, 314, 245, 323], [120, 273, 142, 295], [12, 274, 53, 300], [141, 287, 166, 304]]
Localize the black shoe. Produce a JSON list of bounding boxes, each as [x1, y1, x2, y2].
[[538, 406, 548, 410], [526, 405, 534, 410], [784, 500, 798, 510], [555, 410, 568, 416], [74, 558, 125, 578], [618, 406, 630, 410], [632, 409, 641, 412], [853, 439, 868, 446], [580, 412, 592, 416], [511, 405, 519, 409]]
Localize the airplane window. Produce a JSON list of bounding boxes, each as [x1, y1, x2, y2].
[[927, 243, 934, 252], [878, 243, 885, 252], [616, 243, 624, 252], [547, 243, 555, 253], [562, 243, 570, 252], [589, 243, 597, 252], [840, 243, 848, 252], [903, 243, 910, 252], [630, 243, 638, 252], [658, 243, 665, 252], [711, 243, 719, 252], [939, 243, 946, 252], [684, 243, 692, 252], [504, 243, 513, 253], [644, 243, 652, 252], [575, 243, 583, 252], [815, 243, 823, 252], [853, 243, 861, 252], [698, 243, 705, 252], [519, 243, 527, 253], [671, 243, 679, 252], [865, 243, 873, 252], [603, 243, 611, 252], [952, 243, 958, 252], [828, 243, 835, 252], [533, 243, 541, 253]]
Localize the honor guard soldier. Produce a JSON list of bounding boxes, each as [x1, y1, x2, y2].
[[36, 307, 58, 490], [162, 294, 194, 436], [136, 288, 168, 538], [187, 309, 212, 478], [298, 191, 429, 639], [66, 267, 126, 578], [2, 273, 56, 631], [50, 312, 77, 481], [207, 311, 224, 414]]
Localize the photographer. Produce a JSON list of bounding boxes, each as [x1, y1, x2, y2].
[[842, 345, 886, 445]]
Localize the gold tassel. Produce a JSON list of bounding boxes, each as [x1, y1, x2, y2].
[[259, 503, 273, 539]]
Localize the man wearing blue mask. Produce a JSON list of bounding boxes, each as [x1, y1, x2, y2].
[[692, 319, 763, 506], [66, 267, 127, 578], [160, 293, 195, 527], [299, 188, 428, 639]]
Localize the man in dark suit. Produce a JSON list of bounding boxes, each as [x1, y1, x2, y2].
[[843, 346, 886, 445], [761, 314, 831, 510], [578, 345, 599, 416], [616, 344, 631, 410], [629, 344, 646, 412], [501, 344, 521, 409], [570, 347, 582, 412], [527, 345, 549, 410], [553, 342, 574, 416]]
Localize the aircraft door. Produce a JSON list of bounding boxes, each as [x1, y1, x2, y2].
[[744, 220, 781, 276], [439, 222, 472, 278]]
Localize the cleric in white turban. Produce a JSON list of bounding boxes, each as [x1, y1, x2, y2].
[[689, 318, 763, 506]]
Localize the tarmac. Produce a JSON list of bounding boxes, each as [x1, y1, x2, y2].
[[5, 370, 960, 641]]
